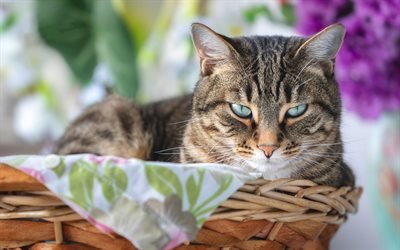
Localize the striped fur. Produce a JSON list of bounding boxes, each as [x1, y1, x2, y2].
[[55, 23, 354, 187]]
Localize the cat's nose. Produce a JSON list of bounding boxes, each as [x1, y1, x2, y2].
[[257, 144, 278, 158]]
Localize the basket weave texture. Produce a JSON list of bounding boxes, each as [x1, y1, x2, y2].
[[0, 163, 362, 250]]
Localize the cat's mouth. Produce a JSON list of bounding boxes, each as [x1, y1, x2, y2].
[[241, 158, 294, 179], [238, 149, 294, 175], [247, 158, 288, 169]]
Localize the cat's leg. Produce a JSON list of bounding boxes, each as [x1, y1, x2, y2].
[[55, 95, 152, 160]]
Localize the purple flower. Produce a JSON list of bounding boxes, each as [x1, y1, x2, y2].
[[295, 0, 353, 35], [296, 0, 400, 119]]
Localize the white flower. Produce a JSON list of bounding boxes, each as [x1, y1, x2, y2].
[[13, 95, 64, 143]]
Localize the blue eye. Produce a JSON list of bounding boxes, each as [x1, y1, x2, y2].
[[230, 103, 252, 118], [286, 104, 308, 118]]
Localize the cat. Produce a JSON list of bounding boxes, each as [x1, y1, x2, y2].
[[55, 23, 355, 187]]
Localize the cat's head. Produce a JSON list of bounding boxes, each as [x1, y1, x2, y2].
[[184, 23, 345, 178]]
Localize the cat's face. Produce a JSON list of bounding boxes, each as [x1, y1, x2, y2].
[[184, 23, 345, 178]]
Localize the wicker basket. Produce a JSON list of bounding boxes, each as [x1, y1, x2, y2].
[[0, 163, 362, 250]]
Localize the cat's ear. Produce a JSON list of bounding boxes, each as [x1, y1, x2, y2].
[[295, 24, 345, 71], [191, 23, 234, 75]]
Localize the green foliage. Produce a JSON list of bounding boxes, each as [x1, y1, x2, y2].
[[36, 80, 58, 110], [36, 0, 97, 84], [93, 1, 139, 97], [281, 3, 296, 26], [0, 11, 18, 33], [36, 0, 139, 97], [243, 3, 296, 26], [145, 164, 183, 198], [244, 5, 275, 23]]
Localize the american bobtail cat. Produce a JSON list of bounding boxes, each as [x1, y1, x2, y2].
[[56, 23, 355, 187]]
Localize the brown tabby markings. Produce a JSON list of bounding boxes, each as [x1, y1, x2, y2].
[[55, 23, 354, 187]]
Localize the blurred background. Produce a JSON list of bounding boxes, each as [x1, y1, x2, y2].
[[0, 0, 399, 249]]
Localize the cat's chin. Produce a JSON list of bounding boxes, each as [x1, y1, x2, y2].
[[245, 159, 294, 179]]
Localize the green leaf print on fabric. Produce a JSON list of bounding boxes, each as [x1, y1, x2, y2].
[[51, 158, 66, 178], [193, 204, 218, 218], [192, 175, 233, 218], [69, 160, 97, 210], [100, 160, 128, 202], [186, 176, 197, 209], [3, 155, 28, 167], [145, 164, 183, 198], [186, 169, 205, 211]]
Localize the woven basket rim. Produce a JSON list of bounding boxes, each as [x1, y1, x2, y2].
[[0, 163, 362, 249], [0, 163, 362, 225], [211, 178, 362, 224]]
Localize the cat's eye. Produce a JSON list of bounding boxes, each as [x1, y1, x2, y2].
[[286, 104, 308, 118], [230, 103, 252, 118]]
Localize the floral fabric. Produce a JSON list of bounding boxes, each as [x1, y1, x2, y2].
[[0, 154, 259, 250]]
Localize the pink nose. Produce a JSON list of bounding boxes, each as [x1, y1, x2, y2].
[[257, 144, 278, 158]]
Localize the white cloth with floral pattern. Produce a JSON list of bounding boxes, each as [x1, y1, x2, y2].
[[0, 154, 260, 250]]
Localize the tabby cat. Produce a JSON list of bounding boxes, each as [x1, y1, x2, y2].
[[56, 23, 354, 187]]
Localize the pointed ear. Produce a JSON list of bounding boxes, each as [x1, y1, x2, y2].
[[191, 23, 234, 75], [295, 24, 345, 61]]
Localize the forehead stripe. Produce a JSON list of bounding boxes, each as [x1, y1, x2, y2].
[[274, 65, 286, 102], [247, 37, 260, 53], [252, 72, 262, 96], [245, 84, 252, 102], [284, 83, 292, 102], [273, 41, 289, 102]]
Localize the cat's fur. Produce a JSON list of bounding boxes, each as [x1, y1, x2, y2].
[[55, 23, 354, 187]]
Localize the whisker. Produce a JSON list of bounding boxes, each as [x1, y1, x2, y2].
[[301, 149, 343, 155], [300, 142, 343, 147], [299, 156, 328, 168], [300, 152, 339, 162], [167, 119, 197, 126], [295, 58, 315, 81], [294, 78, 313, 91], [155, 145, 235, 153]]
